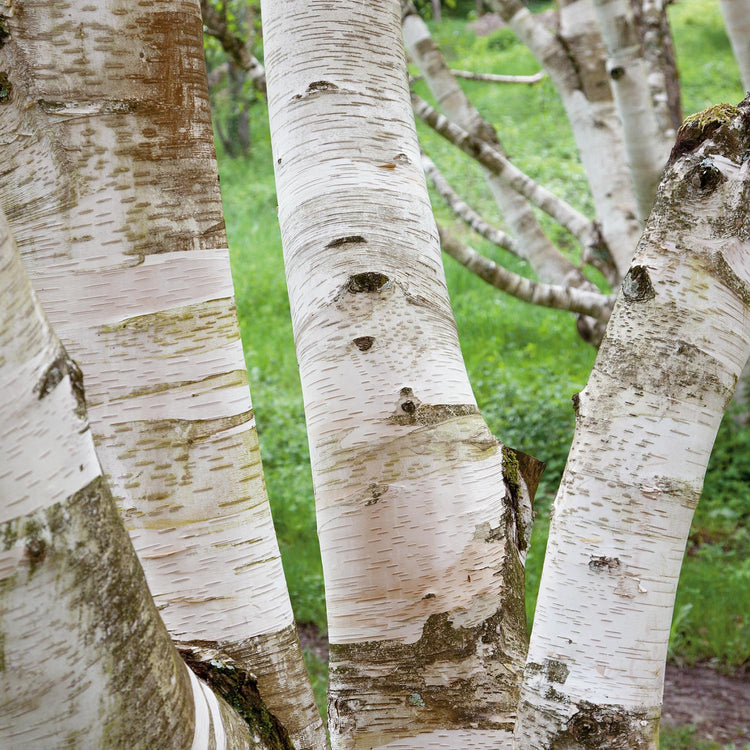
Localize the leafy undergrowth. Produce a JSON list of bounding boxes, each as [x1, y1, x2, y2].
[[216, 0, 749, 680]]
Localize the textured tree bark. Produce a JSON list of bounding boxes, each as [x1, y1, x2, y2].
[[513, 101, 750, 749], [592, 0, 672, 221], [0, 212, 264, 750], [262, 0, 543, 747], [488, 0, 642, 278], [719, 0, 750, 91], [0, 3, 323, 747]]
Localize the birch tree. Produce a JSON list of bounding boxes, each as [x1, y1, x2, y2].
[[514, 100, 750, 749], [0, 2, 323, 747], [719, 0, 750, 90], [261, 1, 543, 746], [3, 1, 750, 749]]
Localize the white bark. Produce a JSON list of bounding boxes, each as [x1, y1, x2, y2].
[[412, 94, 599, 253], [630, 0, 682, 137], [0, 211, 259, 749], [262, 0, 543, 746], [720, 0, 750, 91], [514, 102, 750, 748], [450, 69, 546, 84], [488, 0, 643, 278], [0, 3, 322, 746], [592, 0, 672, 221]]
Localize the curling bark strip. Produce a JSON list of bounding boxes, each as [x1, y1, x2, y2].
[[262, 0, 542, 746], [0, 3, 323, 746], [513, 101, 750, 748]]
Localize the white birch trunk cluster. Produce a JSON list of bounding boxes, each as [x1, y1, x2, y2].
[[591, 0, 672, 220], [261, 1, 543, 747], [486, 0, 643, 277], [0, 211, 260, 749], [402, 1, 589, 289], [0, 1, 323, 747], [514, 102, 750, 748]]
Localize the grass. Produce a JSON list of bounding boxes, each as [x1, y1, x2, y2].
[[215, 0, 749, 689], [661, 725, 749, 750]]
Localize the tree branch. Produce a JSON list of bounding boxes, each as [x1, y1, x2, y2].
[[450, 68, 546, 84], [422, 152, 521, 257], [412, 93, 600, 252], [200, 0, 267, 95], [438, 224, 613, 320]]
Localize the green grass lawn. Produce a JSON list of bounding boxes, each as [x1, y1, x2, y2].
[[216, 0, 749, 713]]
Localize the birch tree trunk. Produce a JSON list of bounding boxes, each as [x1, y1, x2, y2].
[[0, 212, 264, 749], [262, 0, 543, 747], [513, 102, 750, 748], [0, 3, 323, 747], [720, 0, 750, 91], [488, 0, 642, 278], [592, 0, 672, 220]]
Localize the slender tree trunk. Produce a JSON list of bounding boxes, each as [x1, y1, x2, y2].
[[488, 0, 642, 279], [719, 0, 750, 91], [262, 0, 543, 746], [0, 211, 263, 749], [402, 2, 592, 288], [514, 102, 750, 748], [592, 0, 672, 220], [629, 0, 683, 135], [0, 3, 324, 747]]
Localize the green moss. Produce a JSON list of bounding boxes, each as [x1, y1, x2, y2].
[[2, 521, 18, 551], [683, 103, 740, 131], [0, 72, 10, 104], [671, 102, 742, 162], [502, 446, 521, 497]]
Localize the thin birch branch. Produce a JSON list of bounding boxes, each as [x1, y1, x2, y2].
[[450, 68, 546, 84], [422, 152, 521, 257], [412, 92, 600, 250], [438, 224, 614, 320]]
